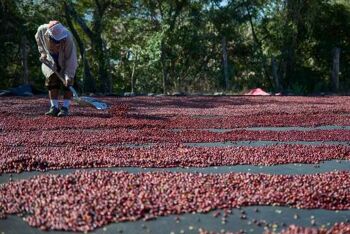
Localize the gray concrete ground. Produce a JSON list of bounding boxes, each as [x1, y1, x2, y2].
[[1, 206, 349, 234], [174, 125, 350, 132], [0, 160, 349, 185]]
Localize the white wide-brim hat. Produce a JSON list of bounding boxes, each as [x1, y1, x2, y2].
[[47, 21, 68, 41]]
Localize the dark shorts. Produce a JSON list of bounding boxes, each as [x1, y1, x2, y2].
[[45, 73, 74, 90]]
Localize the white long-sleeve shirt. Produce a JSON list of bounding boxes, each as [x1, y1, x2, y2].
[[35, 24, 78, 79]]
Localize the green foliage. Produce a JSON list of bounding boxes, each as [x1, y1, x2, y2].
[[1, 0, 350, 94]]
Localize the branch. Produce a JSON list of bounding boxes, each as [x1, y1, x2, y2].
[[65, 1, 95, 39], [156, 0, 164, 19], [169, 0, 186, 31], [64, 2, 85, 55]]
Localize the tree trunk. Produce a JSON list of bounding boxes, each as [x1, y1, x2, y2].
[[20, 35, 29, 85], [162, 59, 167, 94], [130, 55, 136, 94], [272, 57, 281, 92], [95, 35, 108, 94], [82, 53, 95, 93], [108, 58, 113, 94], [332, 47, 340, 92], [222, 36, 229, 90], [246, 3, 270, 85], [104, 42, 112, 94], [161, 42, 168, 94], [64, 2, 95, 93], [65, 1, 108, 94]]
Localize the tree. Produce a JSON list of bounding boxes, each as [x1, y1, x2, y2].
[[63, 2, 95, 93], [312, 1, 350, 92], [0, 0, 58, 89], [1, 0, 350, 94], [64, 0, 132, 94]]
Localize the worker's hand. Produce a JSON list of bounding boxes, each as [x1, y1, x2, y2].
[[64, 74, 73, 87], [39, 53, 47, 63]]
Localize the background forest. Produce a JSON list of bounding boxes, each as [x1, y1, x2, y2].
[[1, 0, 350, 95]]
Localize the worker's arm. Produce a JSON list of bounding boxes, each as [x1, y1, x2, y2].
[[35, 24, 49, 61]]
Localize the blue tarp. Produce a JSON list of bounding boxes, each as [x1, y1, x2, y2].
[[0, 84, 33, 96]]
